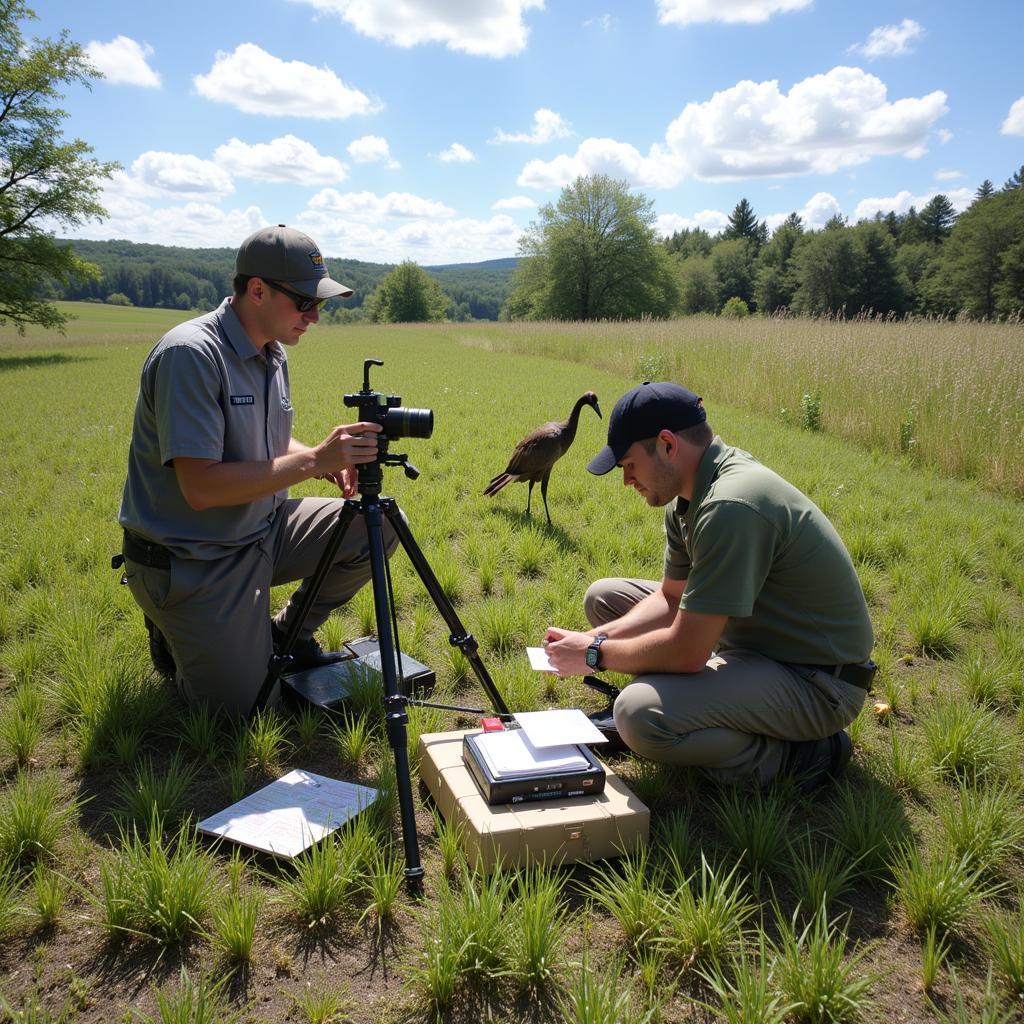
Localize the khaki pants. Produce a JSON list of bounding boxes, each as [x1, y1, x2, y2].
[[124, 497, 397, 716], [585, 578, 866, 784]]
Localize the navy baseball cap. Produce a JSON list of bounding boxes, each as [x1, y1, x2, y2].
[[587, 381, 706, 475]]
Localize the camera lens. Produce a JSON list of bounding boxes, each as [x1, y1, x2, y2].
[[385, 407, 434, 439]]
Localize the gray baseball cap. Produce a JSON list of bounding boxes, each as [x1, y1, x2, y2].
[[236, 224, 353, 299]]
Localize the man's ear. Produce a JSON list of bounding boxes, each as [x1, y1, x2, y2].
[[247, 277, 268, 305], [659, 429, 676, 457]]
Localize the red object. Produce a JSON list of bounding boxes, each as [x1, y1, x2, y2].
[[481, 717, 504, 732]]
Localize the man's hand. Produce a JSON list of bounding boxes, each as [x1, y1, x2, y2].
[[543, 627, 594, 677], [320, 466, 359, 497], [314, 422, 382, 477]]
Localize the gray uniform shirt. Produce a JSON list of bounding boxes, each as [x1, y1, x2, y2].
[[663, 437, 873, 666], [119, 298, 294, 559]]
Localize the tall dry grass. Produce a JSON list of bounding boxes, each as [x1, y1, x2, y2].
[[444, 315, 1024, 496]]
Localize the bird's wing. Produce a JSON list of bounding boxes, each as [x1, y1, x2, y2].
[[505, 425, 561, 474]]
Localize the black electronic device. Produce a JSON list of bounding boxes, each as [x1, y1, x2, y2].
[[282, 636, 435, 710], [462, 731, 606, 806]]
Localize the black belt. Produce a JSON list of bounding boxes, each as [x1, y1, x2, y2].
[[797, 660, 877, 691], [121, 531, 171, 570]]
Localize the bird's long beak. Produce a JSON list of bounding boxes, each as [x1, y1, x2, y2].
[[594, 402, 603, 419]]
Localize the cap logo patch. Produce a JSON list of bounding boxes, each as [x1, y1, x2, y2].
[[308, 250, 324, 269]]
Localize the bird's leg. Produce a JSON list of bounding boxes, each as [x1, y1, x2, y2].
[[525, 479, 534, 516], [541, 472, 552, 526]]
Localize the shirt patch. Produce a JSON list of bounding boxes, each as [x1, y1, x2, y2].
[[230, 395, 255, 406]]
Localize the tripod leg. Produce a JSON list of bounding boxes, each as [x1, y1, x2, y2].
[[253, 499, 361, 714], [363, 499, 425, 895], [380, 499, 511, 718]]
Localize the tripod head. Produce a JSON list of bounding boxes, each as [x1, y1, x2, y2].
[[344, 358, 434, 497]]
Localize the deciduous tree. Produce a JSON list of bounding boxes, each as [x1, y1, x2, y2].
[[365, 260, 448, 322], [0, 1, 116, 332], [504, 175, 678, 320]]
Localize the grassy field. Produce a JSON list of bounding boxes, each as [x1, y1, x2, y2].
[[442, 316, 1024, 497], [0, 303, 1023, 1022]]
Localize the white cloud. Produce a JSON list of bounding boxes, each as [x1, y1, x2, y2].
[[850, 19, 924, 59], [659, 192, 842, 239], [938, 129, 953, 144], [656, 0, 811, 26], [519, 67, 948, 189], [1001, 97, 1024, 136], [306, 189, 455, 220], [584, 14, 617, 31], [656, 209, 730, 236], [130, 152, 234, 199], [934, 168, 964, 181], [297, 209, 521, 263], [518, 136, 679, 190], [439, 143, 476, 163], [347, 135, 400, 168], [193, 44, 378, 119], [65, 192, 267, 249], [214, 135, 348, 184], [491, 108, 573, 144], [291, 0, 544, 58], [792, 191, 842, 229], [85, 36, 161, 87], [853, 186, 974, 221], [492, 195, 536, 210]]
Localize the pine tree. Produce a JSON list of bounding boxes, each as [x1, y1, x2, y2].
[[975, 179, 995, 201], [918, 194, 957, 244], [1003, 165, 1024, 191], [723, 199, 759, 241]]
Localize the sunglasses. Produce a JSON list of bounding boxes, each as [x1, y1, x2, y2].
[[266, 280, 325, 313]]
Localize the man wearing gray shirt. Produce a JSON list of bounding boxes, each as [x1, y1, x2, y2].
[[118, 225, 390, 716]]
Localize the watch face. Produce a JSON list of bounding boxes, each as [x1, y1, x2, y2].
[[586, 647, 599, 668]]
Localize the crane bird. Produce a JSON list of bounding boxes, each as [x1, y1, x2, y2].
[[483, 391, 602, 525]]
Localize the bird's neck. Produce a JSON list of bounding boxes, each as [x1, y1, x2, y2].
[[562, 397, 589, 443]]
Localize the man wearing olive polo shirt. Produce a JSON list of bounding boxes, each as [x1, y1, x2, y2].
[[544, 381, 874, 792], [117, 224, 393, 716]]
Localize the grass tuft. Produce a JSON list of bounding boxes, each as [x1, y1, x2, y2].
[[772, 907, 877, 1023], [891, 843, 995, 936]]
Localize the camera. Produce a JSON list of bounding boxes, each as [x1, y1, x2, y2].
[[344, 358, 433, 441]]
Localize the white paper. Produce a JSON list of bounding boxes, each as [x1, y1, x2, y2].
[[526, 646, 555, 672], [514, 708, 608, 747], [473, 729, 590, 778], [197, 769, 377, 859]]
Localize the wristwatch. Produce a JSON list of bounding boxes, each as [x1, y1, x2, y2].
[[585, 634, 608, 671]]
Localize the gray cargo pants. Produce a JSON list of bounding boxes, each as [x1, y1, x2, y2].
[[124, 497, 397, 716], [586, 578, 866, 784]]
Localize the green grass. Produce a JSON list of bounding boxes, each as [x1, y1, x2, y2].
[[1, 310, 1024, 1021]]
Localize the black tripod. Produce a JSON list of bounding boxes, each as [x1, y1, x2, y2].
[[253, 447, 511, 894]]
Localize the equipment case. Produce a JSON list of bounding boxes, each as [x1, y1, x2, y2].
[[419, 730, 649, 871]]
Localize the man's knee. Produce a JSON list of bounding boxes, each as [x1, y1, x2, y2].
[[612, 682, 664, 757], [584, 578, 626, 628]]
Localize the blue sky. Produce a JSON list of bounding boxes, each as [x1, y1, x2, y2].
[[36, 0, 1024, 265]]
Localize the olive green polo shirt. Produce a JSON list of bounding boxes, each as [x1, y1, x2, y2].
[[119, 298, 294, 559], [663, 437, 872, 665]]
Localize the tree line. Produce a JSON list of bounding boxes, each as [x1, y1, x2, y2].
[[503, 171, 1024, 322], [38, 239, 515, 322]]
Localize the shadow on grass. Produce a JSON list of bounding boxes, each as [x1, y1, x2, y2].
[[490, 506, 580, 553], [79, 932, 190, 1003], [0, 353, 90, 373]]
